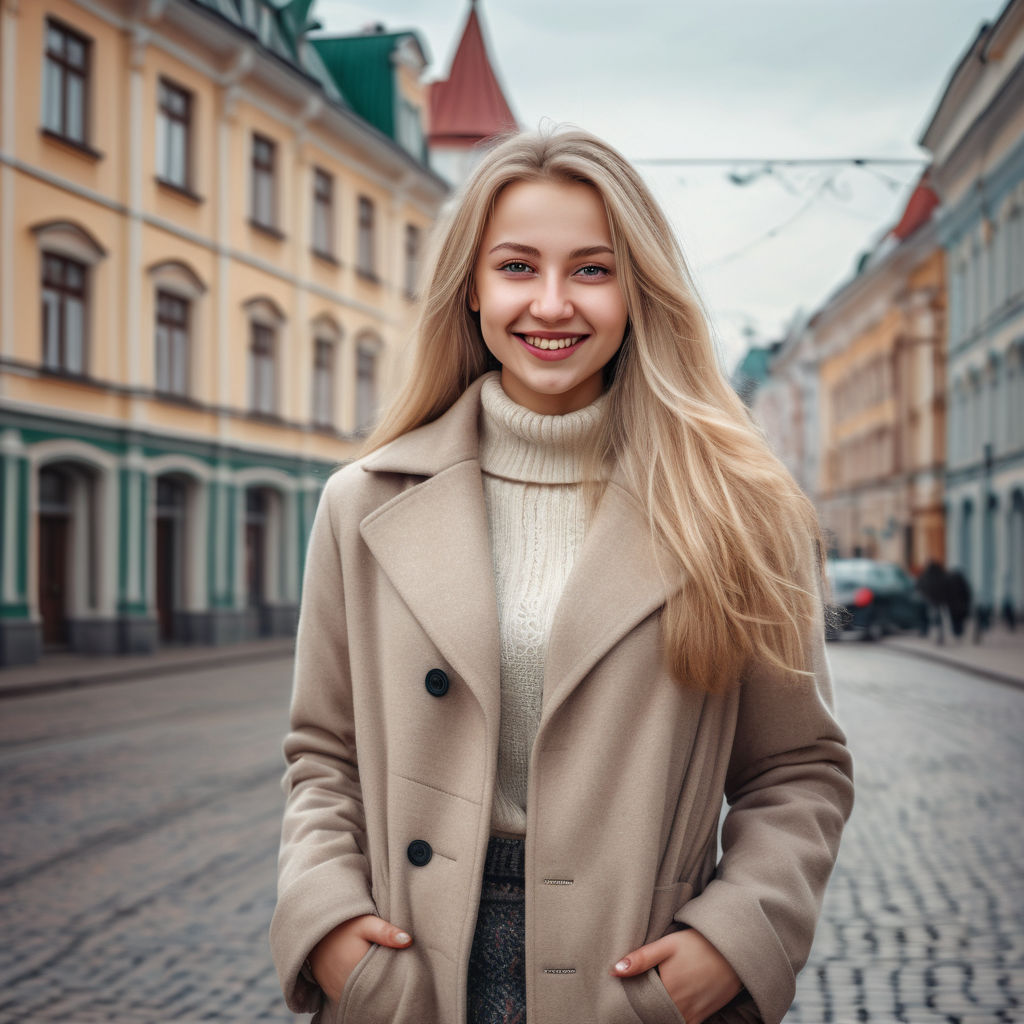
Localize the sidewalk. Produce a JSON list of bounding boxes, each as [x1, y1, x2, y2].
[[0, 636, 295, 699], [2, 625, 1019, 699], [882, 623, 1024, 689]]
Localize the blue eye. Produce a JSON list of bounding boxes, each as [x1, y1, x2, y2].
[[576, 264, 609, 277], [500, 261, 532, 274]]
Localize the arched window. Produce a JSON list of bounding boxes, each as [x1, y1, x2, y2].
[[355, 333, 382, 435], [32, 220, 106, 375], [148, 260, 205, 398], [311, 314, 342, 429], [243, 298, 286, 417]]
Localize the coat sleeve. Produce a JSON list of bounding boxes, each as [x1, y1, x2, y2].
[[268, 473, 378, 1013], [675, 574, 854, 1024]]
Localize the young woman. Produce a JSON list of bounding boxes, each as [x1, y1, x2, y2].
[[270, 128, 853, 1024]]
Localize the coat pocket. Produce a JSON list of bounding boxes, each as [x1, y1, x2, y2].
[[618, 881, 695, 1024], [621, 965, 688, 1024], [334, 942, 448, 1024], [315, 943, 382, 1024]]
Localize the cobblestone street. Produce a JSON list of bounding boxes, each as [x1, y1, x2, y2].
[[0, 658, 294, 1023], [788, 644, 1023, 1024], [0, 642, 1021, 1023]]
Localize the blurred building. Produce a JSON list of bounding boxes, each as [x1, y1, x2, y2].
[[0, 0, 448, 666], [748, 314, 820, 498], [920, 0, 1024, 616], [809, 177, 947, 570], [730, 340, 779, 408], [427, 0, 517, 185]]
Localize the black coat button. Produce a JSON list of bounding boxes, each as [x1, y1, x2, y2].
[[424, 669, 449, 697], [407, 840, 432, 867]]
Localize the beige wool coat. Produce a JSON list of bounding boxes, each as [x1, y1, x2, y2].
[[270, 376, 854, 1024]]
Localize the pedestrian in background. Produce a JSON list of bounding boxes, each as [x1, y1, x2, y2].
[[270, 128, 854, 1024], [946, 568, 972, 642], [917, 560, 949, 645]]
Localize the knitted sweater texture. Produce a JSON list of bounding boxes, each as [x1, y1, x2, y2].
[[478, 373, 606, 835]]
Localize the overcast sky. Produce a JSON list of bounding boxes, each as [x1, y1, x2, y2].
[[316, 0, 1004, 371]]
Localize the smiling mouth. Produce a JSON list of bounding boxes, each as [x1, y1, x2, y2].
[[516, 334, 587, 351]]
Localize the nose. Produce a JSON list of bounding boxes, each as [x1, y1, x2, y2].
[[529, 273, 572, 322]]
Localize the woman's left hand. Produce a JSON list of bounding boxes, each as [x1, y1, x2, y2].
[[612, 928, 743, 1024]]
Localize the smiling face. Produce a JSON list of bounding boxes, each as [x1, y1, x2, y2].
[[470, 179, 629, 415]]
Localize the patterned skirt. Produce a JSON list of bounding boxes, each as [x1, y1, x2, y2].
[[467, 837, 527, 1024]]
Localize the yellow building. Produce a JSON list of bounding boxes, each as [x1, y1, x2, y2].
[[815, 179, 947, 571], [0, 0, 448, 665]]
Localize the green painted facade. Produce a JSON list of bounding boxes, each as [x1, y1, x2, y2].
[[0, 409, 338, 667]]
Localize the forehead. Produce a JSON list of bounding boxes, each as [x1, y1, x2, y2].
[[482, 179, 612, 243]]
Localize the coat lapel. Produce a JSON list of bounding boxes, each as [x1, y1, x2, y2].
[[357, 377, 682, 736], [542, 478, 682, 724], [358, 380, 501, 734]]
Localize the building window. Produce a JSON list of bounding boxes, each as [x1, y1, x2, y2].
[[42, 253, 87, 374], [1010, 207, 1024, 301], [312, 168, 335, 259], [404, 224, 421, 298], [155, 291, 190, 396], [42, 19, 91, 145], [396, 99, 424, 158], [251, 134, 278, 231], [355, 341, 378, 434], [156, 78, 192, 191], [312, 338, 335, 427], [249, 322, 276, 415], [357, 196, 376, 279]]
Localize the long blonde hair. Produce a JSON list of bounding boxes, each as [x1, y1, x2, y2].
[[367, 128, 824, 692]]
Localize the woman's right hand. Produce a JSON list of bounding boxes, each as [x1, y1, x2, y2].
[[309, 914, 413, 1002]]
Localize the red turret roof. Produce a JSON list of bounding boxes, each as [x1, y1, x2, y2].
[[428, 2, 517, 148]]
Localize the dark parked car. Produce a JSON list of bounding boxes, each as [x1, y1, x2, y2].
[[825, 558, 929, 641]]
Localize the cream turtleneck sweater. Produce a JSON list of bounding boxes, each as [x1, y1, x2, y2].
[[478, 373, 606, 836]]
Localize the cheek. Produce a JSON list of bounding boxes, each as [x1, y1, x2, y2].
[[599, 294, 629, 334]]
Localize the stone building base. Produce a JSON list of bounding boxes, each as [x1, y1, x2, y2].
[[0, 619, 42, 667]]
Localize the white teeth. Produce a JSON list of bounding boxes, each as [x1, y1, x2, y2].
[[522, 335, 582, 351]]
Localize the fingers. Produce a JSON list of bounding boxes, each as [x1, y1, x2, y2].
[[352, 914, 413, 949], [612, 935, 676, 977]]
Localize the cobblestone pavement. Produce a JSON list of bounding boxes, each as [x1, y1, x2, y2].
[[0, 659, 296, 1023], [785, 643, 1024, 1024], [0, 644, 1021, 1023]]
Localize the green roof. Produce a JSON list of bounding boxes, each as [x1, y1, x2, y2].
[[312, 31, 426, 146]]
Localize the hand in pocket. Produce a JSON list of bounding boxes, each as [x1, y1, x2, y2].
[[613, 928, 741, 1024], [310, 914, 413, 1002]]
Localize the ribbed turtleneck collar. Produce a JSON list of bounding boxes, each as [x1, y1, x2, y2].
[[478, 372, 607, 484]]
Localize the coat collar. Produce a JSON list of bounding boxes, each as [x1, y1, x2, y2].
[[359, 376, 486, 478], [357, 376, 681, 734]]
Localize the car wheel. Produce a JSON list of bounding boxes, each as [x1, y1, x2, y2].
[[862, 619, 883, 642]]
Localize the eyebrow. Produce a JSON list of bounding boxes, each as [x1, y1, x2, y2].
[[487, 242, 615, 260]]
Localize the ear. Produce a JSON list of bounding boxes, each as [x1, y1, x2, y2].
[[468, 281, 480, 312]]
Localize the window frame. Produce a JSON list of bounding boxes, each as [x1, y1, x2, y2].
[[312, 167, 336, 261], [250, 133, 280, 235], [356, 195, 377, 281], [249, 320, 277, 417], [154, 289, 191, 398], [404, 223, 421, 299], [355, 338, 380, 435], [42, 17, 92, 148], [41, 251, 89, 376], [156, 77, 194, 195], [312, 336, 335, 428]]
